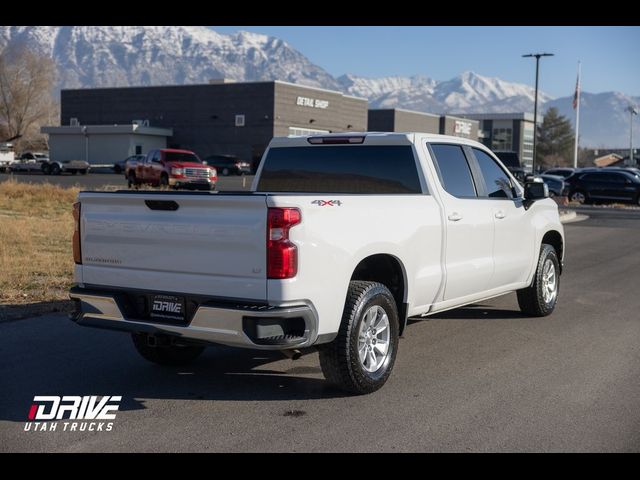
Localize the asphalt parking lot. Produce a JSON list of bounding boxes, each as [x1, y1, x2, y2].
[[1, 205, 639, 452], [0, 170, 254, 191]]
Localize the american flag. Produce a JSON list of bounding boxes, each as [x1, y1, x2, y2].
[[573, 70, 580, 110]]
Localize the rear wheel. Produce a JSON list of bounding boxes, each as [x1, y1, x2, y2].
[[131, 333, 205, 366], [50, 163, 61, 175], [318, 281, 399, 394], [41, 163, 51, 175], [517, 244, 560, 317]]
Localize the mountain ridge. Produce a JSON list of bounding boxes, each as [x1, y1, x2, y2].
[[1, 26, 638, 147]]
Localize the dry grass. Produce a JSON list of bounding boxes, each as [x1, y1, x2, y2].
[[0, 178, 79, 316]]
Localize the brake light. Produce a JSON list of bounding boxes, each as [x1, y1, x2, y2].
[[72, 202, 82, 264], [267, 208, 301, 279], [307, 136, 365, 145]]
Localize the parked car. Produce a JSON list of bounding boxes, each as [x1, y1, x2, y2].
[[0, 144, 16, 172], [114, 154, 145, 174], [494, 151, 527, 183], [70, 132, 564, 394], [542, 167, 577, 179], [11, 152, 50, 173], [538, 174, 568, 198], [203, 154, 251, 176], [127, 148, 217, 190], [16, 152, 90, 175], [565, 169, 640, 205]]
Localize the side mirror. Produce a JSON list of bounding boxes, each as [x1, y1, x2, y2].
[[523, 181, 548, 209]]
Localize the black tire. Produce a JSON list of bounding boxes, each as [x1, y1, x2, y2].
[[50, 163, 61, 175], [131, 333, 205, 366], [318, 281, 399, 395], [127, 172, 137, 189], [160, 173, 169, 188], [570, 189, 587, 204], [41, 163, 51, 175], [222, 167, 229, 176], [517, 244, 560, 317], [80, 169, 88, 175], [70, 169, 77, 175], [114, 165, 121, 174]]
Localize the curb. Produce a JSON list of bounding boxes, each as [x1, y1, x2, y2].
[[559, 210, 590, 224]]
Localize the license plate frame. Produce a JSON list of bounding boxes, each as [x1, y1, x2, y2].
[[149, 294, 186, 322]]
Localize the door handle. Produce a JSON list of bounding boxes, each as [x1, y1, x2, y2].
[[447, 212, 463, 222], [495, 210, 506, 219]]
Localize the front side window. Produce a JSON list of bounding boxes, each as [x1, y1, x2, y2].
[[429, 144, 477, 198], [473, 148, 514, 199]]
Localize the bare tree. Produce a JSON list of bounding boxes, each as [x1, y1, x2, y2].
[[0, 44, 58, 150]]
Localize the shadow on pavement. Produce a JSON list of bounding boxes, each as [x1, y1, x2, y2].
[[0, 315, 350, 422], [0, 300, 72, 322]]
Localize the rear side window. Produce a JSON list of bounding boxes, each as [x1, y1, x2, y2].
[[429, 144, 477, 197], [473, 148, 514, 199], [257, 145, 422, 194]]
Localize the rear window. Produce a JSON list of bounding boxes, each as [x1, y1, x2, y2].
[[256, 145, 422, 194], [164, 152, 201, 163]]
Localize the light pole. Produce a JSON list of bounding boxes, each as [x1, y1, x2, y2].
[[626, 105, 638, 166], [523, 52, 554, 173]]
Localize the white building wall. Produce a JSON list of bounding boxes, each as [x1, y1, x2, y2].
[[48, 133, 167, 165]]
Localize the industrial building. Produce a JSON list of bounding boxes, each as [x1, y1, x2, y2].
[[41, 124, 172, 167], [456, 112, 536, 170], [60, 80, 368, 169], [368, 108, 479, 140]]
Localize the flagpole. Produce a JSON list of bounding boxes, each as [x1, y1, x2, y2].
[[573, 61, 581, 168]]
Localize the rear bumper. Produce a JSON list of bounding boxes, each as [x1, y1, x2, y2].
[[69, 287, 318, 350]]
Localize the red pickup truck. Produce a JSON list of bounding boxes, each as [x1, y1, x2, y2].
[[126, 148, 217, 190]]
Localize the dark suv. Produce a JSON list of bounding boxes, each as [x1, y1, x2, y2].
[[565, 169, 640, 205], [203, 154, 251, 176]]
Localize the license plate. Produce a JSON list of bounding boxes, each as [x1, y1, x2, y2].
[[149, 294, 186, 322]]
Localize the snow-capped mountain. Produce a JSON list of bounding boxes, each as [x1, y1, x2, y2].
[[546, 91, 640, 149], [0, 26, 636, 147], [0, 26, 340, 90], [338, 71, 553, 114]]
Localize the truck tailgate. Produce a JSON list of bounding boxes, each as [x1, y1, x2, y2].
[[78, 192, 268, 300]]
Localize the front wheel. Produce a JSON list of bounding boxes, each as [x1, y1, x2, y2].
[[517, 244, 560, 317], [131, 333, 205, 366], [318, 281, 399, 395], [127, 172, 137, 189], [570, 190, 587, 204], [50, 164, 61, 175]]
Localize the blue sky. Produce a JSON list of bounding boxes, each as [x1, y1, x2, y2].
[[211, 26, 640, 98]]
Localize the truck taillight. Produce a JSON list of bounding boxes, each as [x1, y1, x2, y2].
[[72, 201, 82, 264], [267, 208, 301, 279]]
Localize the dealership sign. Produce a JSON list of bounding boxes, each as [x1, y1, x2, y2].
[[296, 96, 329, 109], [24, 395, 121, 432], [454, 120, 472, 136]]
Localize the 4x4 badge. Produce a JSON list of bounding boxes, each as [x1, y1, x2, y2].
[[311, 200, 342, 207]]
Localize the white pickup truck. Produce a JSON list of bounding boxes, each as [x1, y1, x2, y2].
[[70, 133, 564, 394]]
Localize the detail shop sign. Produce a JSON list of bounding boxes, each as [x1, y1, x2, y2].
[[296, 96, 329, 109]]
